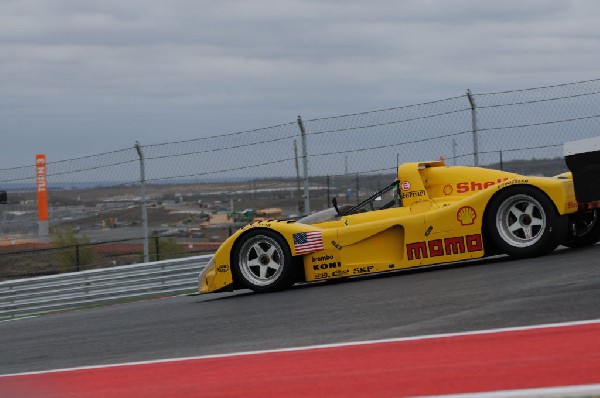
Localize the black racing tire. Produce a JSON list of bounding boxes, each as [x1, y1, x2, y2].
[[485, 186, 568, 258], [231, 229, 298, 292], [562, 209, 600, 248]]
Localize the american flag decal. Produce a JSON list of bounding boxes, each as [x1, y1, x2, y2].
[[293, 232, 324, 254]]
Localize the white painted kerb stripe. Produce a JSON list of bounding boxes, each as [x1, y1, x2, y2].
[[418, 383, 600, 398]]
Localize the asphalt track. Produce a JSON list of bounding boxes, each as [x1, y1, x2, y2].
[[0, 244, 599, 380]]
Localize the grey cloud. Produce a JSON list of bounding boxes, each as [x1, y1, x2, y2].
[[1, 0, 599, 168]]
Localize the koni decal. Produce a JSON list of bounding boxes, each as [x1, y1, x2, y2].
[[456, 178, 509, 193], [312, 261, 342, 271], [406, 234, 483, 260]]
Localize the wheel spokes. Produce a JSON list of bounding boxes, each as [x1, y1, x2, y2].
[[497, 194, 547, 247], [240, 235, 286, 286], [523, 225, 534, 240], [522, 202, 534, 216], [508, 221, 522, 232]]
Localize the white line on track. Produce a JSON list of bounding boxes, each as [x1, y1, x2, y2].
[[1, 317, 599, 378], [419, 383, 600, 398]]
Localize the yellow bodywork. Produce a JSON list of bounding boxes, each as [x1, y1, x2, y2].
[[199, 161, 577, 294]]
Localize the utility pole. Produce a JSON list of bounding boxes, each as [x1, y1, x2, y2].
[[452, 139, 457, 166], [467, 89, 479, 166], [293, 140, 302, 213], [297, 116, 310, 215]]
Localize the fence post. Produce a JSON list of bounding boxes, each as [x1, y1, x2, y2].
[[155, 235, 160, 261], [297, 116, 310, 215], [293, 139, 303, 213], [135, 142, 149, 263], [466, 89, 480, 166], [326, 175, 330, 208], [75, 244, 80, 272]]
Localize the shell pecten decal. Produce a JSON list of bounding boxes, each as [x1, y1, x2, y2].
[[457, 206, 477, 226]]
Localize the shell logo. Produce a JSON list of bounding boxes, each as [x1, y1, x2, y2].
[[443, 184, 453, 195], [457, 206, 477, 226]]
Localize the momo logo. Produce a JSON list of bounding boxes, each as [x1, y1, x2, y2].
[[456, 178, 509, 193], [457, 206, 477, 226], [313, 262, 342, 271], [406, 234, 483, 261]]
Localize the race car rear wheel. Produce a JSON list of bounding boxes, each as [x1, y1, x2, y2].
[[232, 230, 297, 292], [486, 186, 567, 258], [562, 209, 600, 248]]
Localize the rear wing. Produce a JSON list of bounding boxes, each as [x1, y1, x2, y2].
[[565, 136, 600, 204]]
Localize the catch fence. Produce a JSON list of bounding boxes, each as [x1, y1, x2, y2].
[[1, 78, 599, 279]]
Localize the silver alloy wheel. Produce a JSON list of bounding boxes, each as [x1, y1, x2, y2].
[[496, 194, 547, 248], [238, 235, 285, 287]]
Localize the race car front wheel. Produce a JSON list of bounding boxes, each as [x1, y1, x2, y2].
[[486, 186, 567, 258], [232, 230, 297, 292]]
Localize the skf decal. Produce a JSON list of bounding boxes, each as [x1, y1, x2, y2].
[[456, 178, 509, 193], [457, 206, 477, 226], [401, 190, 426, 199], [443, 184, 453, 195], [217, 265, 229, 272], [406, 234, 483, 260], [400, 181, 411, 191], [353, 266, 374, 275], [313, 262, 342, 271]]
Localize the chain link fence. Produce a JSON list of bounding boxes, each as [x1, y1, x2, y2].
[[1, 78, 599, 279]]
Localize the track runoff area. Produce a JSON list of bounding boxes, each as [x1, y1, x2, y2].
[[0, 319, 599, 397]]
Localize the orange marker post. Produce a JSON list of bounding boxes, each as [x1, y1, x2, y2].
[[35, 155, 49, 235]]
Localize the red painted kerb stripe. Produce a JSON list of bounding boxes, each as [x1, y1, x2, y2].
[[1, 321, 600, 398]]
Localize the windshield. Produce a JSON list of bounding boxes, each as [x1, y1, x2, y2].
[[296, 208, 340, 225], [296, 180, 401, 225], [341, 180, 401, 215]]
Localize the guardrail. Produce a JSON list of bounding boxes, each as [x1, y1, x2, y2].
[[0, 255, 211, 320]]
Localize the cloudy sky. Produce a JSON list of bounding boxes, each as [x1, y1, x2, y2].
[[1, 0, 599, 169]]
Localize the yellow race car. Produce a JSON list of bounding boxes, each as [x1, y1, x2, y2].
[[199, 138, 600, 294]]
